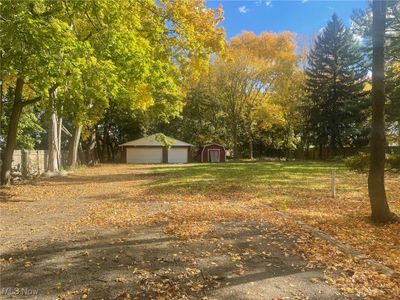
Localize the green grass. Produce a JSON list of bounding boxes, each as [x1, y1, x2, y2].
[[147, 161, 350, 197]]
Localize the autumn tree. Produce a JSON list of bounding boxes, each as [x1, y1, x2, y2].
[[93, 0, 225, 162], [215, 32, 299, 158], [158, 31, 303, 158], [0, 0, 224, 180], [0, 0, 87, 184]]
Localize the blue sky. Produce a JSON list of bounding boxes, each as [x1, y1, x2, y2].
[[206, 0, 368, 40]]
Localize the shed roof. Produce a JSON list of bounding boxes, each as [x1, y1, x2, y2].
[[202, 143, 225, 148], [120, 133, 193, 147]]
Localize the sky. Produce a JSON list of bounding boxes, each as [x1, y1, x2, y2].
[[206, 0, 368, 41]]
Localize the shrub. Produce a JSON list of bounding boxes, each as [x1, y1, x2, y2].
[[387, 153, 400, 171], [345, 152, 370, 173], [345, 152, 400, 173]]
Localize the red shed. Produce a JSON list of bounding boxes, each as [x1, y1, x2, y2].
[[201, 144, 226, 163]]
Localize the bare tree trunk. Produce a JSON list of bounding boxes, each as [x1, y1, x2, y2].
[[1, 78, 24, 185], [232, 122, 239, 159], [249, 139, 253, 160], [47, 89, 61, 173], [368, 0, 394, 223], [57, 115, 63, 169], [48, 111, 60, 172], [0, 52, 4, 137], [67, 125, 82, 168], [95, 127, 102, 163], [102, 121, 111, 162], [88, 130, 97, 165]]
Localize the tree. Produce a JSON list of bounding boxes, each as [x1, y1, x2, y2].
[[352, 1, 400, 146], [386, 61, 400, 145], [214, 32, 299, 158], [92, 0, 225, 162], [0, 0, 224, 179], [0, 79, 44, 150], [305, 14, 369, 158], [157, 31, 302, 158], [368, 0, 396, 223], [0, 0, 86, 184], [154, 73, 229, 148]]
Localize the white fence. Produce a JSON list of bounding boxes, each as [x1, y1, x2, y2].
[[0, 150, 73, 181]]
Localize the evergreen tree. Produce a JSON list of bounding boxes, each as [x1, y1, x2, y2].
[[352, 1, 400, 145], [305, 14, 369, 157]]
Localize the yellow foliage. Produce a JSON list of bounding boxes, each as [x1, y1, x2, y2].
[[256, 102, 286, 129], [134, 84, 154, 110], [215, 31, 302, 133]]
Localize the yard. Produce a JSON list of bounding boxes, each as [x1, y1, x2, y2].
[[0, 162, 399, 299]]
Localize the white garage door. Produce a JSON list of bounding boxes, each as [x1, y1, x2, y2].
[[168, 148, 188, 163], [126, 147, 162, 164]]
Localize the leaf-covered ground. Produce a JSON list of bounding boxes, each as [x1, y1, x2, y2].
[[0, 162, 399, 299]]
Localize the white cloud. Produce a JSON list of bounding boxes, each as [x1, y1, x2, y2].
[[301, 0, 308, 3], [255, 1, 272, 8], [238, 6, 249, 14]]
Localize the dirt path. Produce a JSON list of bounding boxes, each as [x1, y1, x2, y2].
[[0, 164, 342, 299]]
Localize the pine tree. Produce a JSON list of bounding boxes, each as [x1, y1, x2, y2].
[[305, 14, 369, 157]]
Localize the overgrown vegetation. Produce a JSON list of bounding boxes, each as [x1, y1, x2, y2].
[[345, 152, 400, 173]]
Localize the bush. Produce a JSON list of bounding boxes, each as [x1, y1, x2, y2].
[[345, 152, 370, 173], [345, 152, 400, 173], [387, 153, 400, 171]]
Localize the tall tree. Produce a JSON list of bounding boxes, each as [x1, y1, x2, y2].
[[368, 0, 396, 223], [0, 0, 224, 179], [0, 0, 84, 184], [305, 14, 369, 158], [215, 32, 298, 158], [352, 0, 400, 146]]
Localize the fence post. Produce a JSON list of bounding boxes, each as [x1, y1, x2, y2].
[[37, 150, 40, 175], [20, 150, 27, 178], [331, 170, 336, 198]]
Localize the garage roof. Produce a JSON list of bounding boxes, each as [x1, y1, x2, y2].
[[120, 133, 193, 147]]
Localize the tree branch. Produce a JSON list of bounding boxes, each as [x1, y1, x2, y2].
[[22, 96, 41, 107]]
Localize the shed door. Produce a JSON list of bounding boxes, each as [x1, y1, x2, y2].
[[126, 147, 162, 164], [168, 148, 188, 163], [209, 149, 220, 163]]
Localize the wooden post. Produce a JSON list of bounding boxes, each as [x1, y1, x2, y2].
[[331, 170, 337, 198], [37, 150, 40, 175]]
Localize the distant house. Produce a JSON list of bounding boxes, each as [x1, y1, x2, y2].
[[201, 144, 226, 163], [120, 134, 192, 164]]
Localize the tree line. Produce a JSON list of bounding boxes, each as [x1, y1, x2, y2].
[[0, 0, 224, 185], [0, 0, 399, 222], [160, 6, 399, 161]]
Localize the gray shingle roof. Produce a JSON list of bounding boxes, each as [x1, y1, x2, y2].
[[120, 133, 192, 147]]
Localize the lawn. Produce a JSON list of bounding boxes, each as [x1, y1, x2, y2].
[[1, 161, 399, 298], [149, 161, 400, 267], [85, 161, 399, 273]]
